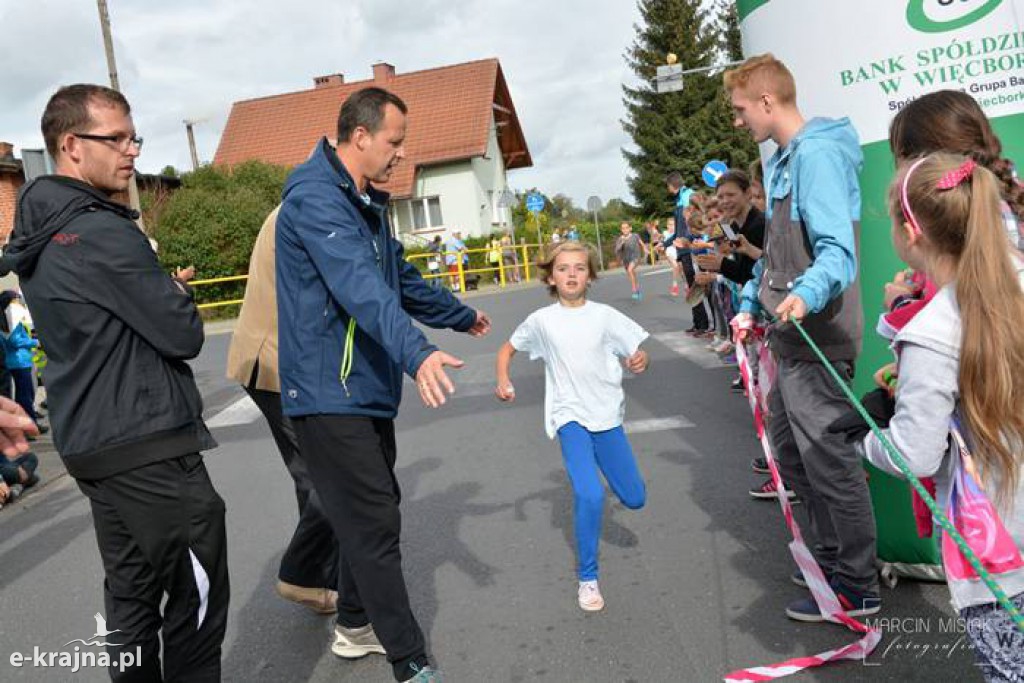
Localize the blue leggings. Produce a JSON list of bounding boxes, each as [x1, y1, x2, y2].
[[557, 422, 646, 581]]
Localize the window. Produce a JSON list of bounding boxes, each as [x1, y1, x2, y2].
[[490, 190, 502, 225], [412, 200, 426, 230], [428, 197, 442, 226], [391, 196, 443, 233], [409, 196, 443, 231]]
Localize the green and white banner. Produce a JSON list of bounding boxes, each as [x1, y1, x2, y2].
[[737, 0, 1024, 570]]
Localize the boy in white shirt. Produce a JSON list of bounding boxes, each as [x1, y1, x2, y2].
[[495, 241, 649, 611]]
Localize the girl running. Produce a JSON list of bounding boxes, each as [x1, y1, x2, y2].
[[495, 241, 649, 612], [614, 222, 647, 300], [859, 154, 1024, 681]]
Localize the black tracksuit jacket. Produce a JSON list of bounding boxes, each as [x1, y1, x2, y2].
[[6, 176, 215, 479]]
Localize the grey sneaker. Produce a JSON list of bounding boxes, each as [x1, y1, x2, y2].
[[330, 623, 385, 659], [402, 664, 443, 682]]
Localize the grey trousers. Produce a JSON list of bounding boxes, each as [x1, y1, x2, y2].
[[767, 356, 878, 593]]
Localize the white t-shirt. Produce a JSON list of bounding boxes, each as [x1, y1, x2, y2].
[[510, 300, 649, 438]]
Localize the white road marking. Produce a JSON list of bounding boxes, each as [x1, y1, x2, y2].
[[651, 331, 730, 370], [205, 395, 262, 428], [623, 416, 694, 433], [640, 267, 671, 278]]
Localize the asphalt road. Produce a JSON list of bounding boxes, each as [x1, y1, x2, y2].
[[0, 268, 982, 682]]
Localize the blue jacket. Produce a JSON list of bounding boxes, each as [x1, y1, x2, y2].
[[740, 117, 863, 315], [276, 139, 477, 418], [0, 322, 37, 370]]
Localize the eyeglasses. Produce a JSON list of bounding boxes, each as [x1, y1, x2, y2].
[[72, 132, 144, 152]]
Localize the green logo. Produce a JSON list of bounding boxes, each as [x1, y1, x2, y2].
[[907, 0, 1003, 33]]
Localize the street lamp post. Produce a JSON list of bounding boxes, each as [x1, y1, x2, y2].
[[95, 0, 146, 232]]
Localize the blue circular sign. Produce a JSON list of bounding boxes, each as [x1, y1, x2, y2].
[[526, 193, 545, 213], [702, 160, 729, 188]]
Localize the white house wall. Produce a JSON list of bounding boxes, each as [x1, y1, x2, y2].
[[470, 121, 511, 235], [396, 117, 514, 241]]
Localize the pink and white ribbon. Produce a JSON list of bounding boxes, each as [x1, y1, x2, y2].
[[723, 327, 881, 682]]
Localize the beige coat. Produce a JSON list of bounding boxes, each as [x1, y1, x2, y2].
[[225, 206, 281, 392]]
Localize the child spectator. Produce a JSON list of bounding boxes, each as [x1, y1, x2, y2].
[[0, 291, 43, 431], [889, 90, 1024, 248], [0, 449, 39, 509], [847, 154, 1024, 681], [495, 241, 649, 612]]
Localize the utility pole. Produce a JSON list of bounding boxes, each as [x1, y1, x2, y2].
[[96, 0, 146, 232], [183, 120, 200, 171]]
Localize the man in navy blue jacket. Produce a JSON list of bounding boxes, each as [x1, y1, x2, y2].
[[276, 87, 490, 683]]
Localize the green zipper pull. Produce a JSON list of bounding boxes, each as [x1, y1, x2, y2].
[[339, 317, 356, 397]]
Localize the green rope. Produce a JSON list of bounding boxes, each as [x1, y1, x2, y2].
[[788, 318, 1024, 633]]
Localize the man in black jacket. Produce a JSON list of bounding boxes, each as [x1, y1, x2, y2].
[[6, 84, 228, 682]]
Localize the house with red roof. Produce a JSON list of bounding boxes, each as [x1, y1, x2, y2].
[[214, 58, 532, 239]]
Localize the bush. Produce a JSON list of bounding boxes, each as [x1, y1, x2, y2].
[[146, 161, 288, 311]]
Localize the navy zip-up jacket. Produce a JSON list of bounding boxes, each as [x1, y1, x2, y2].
[[276, 138, 476, 418]]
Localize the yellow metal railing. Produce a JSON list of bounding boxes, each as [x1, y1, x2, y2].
[[189, 274, 249, 310], [405, 243, 540, 293], [188, 243, 554, 310]]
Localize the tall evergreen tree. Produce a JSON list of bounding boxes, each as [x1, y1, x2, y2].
[[622, 0, 757, 216]]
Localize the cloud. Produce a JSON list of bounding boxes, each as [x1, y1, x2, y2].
[[0, 0, 643, 205]]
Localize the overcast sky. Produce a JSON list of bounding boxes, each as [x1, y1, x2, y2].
[[0, 0, 645, 206]]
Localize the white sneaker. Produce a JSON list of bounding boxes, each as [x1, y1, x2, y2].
[[577, 581, 604, 612], [331, 623, 386, 659]]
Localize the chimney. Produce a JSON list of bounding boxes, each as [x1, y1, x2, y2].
[[313, 74, 345, 89], [372, 62, 396, 83], [0, 142, 13, 160]]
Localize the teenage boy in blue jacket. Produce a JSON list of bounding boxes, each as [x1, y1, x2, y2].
[[276, 87, 490, 683], [728, 54, 878, 621]]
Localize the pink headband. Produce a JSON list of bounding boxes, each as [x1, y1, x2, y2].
[[900, 157, 929, 236], [900, 157, 977, 236]]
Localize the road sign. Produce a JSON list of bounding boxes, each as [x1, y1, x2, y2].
[[526, 193, 545, 213], [656, 64, 683, 93], [702, 160, 729, 188], [586, 196, 602, 212]]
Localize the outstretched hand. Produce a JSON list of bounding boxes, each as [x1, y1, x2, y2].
[[468, 311, 491, 337], [0, 396, 38, 457], [415, 351, 464, 408]]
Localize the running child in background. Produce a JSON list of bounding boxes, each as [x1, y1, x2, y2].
[[842, 154, 1024, 681], [614, 221, 647, 300], [660, 216, 683, 296], [495, 241, 649, 612]]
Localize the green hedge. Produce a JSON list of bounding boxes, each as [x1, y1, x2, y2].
[[145, 161, 288, 312]]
